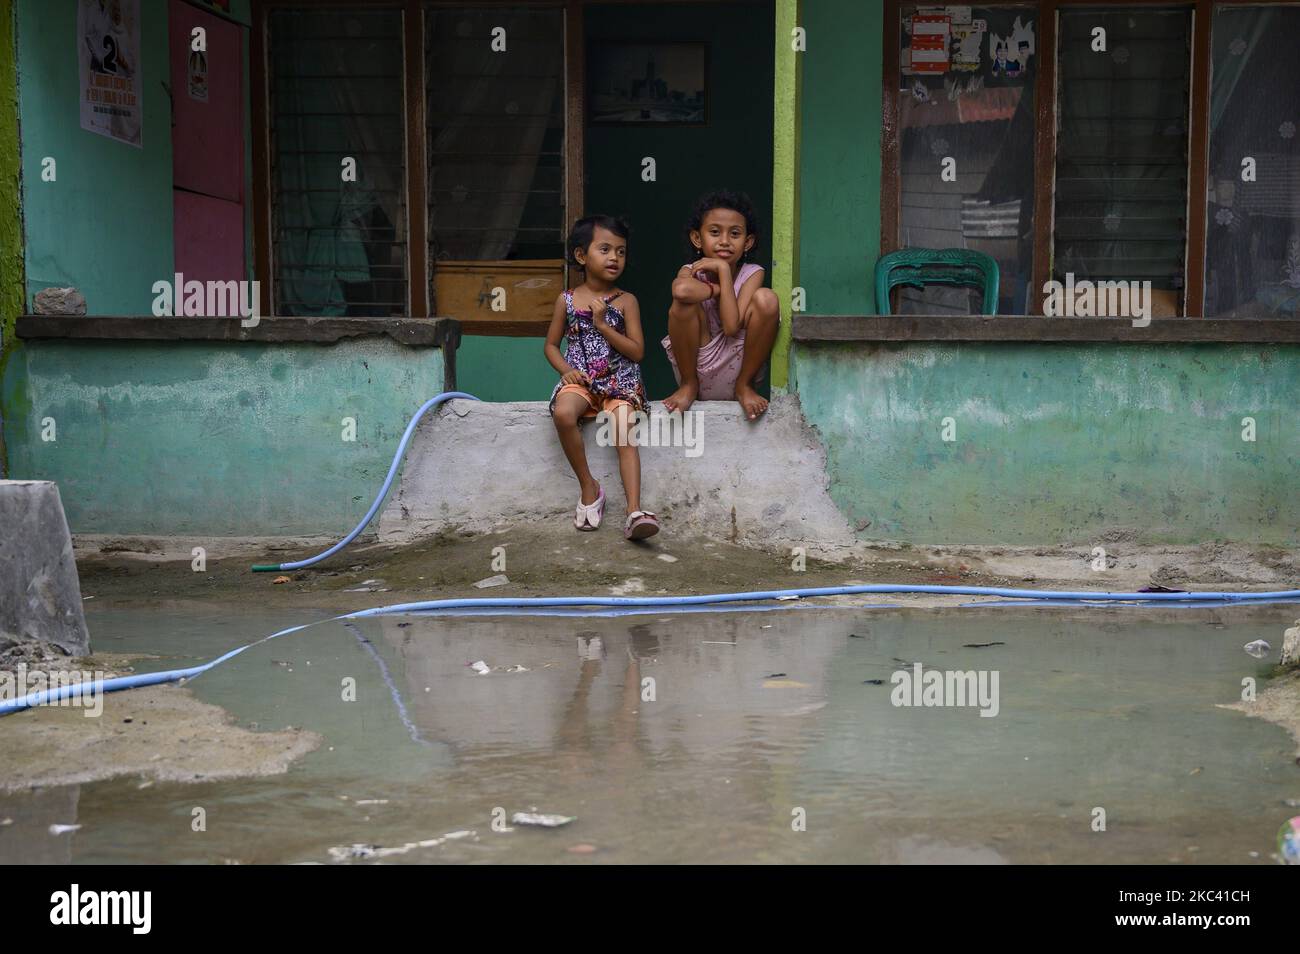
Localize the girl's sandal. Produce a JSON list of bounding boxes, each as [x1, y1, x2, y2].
[[624, 510, 660, 541], [574, 485, 605, 531]]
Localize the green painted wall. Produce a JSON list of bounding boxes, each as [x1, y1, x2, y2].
[[793, 0, 881, 391], [0, 0, 23, 478], [3, 337, 446, 535], [584, 1, 775, 400], [793, 341, 1300, 546], [17, 0, 174, 313], [455, 335, 556, 403]]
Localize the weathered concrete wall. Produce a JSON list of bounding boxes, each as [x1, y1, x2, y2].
[[378, 396, 858, 557], [0, 480, 89, 656], [792, 340, 1300, 546], [5, 338, 446, 535]]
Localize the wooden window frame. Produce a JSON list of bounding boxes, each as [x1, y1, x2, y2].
[[881, 0, 1293, 317], [250, 0, 585, 334]]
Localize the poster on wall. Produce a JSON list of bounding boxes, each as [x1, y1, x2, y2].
[[78, 0, 143, 147]]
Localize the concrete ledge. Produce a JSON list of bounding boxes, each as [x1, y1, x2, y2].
[[794, 314, 1300, 343], [17, 315, 460, 349], [378, 396, 859, 558], [0, 481, 89, 656]]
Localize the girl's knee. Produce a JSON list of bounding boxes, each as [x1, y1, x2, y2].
[[751, 287, 779, 320], [552, 405, 580, 428]]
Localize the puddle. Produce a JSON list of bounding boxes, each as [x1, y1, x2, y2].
[[1, 603, 1297, 863]]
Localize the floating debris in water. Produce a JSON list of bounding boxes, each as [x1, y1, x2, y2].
[[272, 575, 291, 584], [512, 812, 576, 828], [775, 595, 800, 601], [762, 678, 810, 689], [1243, 639, 1271, 658], [863, 679, 885, 685], [656, 554, 678, 563], [504, 665, 530, 673], [474, 574, 510, 589], [567, 843, 598, 855], [355, 799, 389, 806], [469, 660, 491, 675], [49, 824, 81, 836], [327, 830, 475, 861], [963, 642, 1006, 648], [765, 673, 787, 679]]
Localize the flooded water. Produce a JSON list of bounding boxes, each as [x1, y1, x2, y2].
[[3, 602, 1298, 864]]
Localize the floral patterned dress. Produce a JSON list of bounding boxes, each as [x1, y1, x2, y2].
[[548, 289, 649, 414]]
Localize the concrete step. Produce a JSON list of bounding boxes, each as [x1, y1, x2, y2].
[[378, 395, 857, 558], [1, 480, 90, 656]]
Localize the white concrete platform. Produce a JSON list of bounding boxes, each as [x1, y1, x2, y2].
[[377, 395, 857, 558]]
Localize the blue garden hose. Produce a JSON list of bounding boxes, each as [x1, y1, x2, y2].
[[251, 391, 480, 572], [5, 584, 1300, 717], [6, 389, 1298, 717]]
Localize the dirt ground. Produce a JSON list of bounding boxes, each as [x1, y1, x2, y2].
[[68, 523, 1300, 613]]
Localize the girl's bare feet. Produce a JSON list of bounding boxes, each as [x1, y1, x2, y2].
[[664, 380, 699, 414], [735, 383, 768, 420]]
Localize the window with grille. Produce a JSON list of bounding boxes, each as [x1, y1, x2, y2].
[[267, 8, 408, 317], [425, 6, 567, 327], [896, 4, 1038, 315], [1205, 4, 1300, 317], [1053, 7, 1192, 315], [425, 7, 566, 263]]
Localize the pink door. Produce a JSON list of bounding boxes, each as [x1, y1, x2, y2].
[[170, 0, 244, 287]]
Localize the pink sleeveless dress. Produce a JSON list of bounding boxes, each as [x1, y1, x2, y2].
[[661, 262, 776, 400]]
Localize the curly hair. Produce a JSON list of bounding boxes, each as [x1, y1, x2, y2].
[[684, 190, 761, 263], [566, 214, 631, 268]]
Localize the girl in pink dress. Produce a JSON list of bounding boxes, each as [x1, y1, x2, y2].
[[662, 190, 781, 420]]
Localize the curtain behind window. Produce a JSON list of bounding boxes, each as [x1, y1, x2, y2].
[[269, 9, 407, 316], [426, 8, 565, 262], [1205, 6, 1300, 317]]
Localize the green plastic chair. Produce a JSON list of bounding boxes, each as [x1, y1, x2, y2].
[[874, 248, 1000, 316]]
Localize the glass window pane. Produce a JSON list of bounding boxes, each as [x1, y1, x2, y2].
[[1054, 7, 1191, 316], [897, 4, 1038, 314], [1205, 4, 1300, 317], [268, 9, 407, 317], [426, 7, 565, 262]]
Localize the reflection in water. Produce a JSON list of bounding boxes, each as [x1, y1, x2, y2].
[[1, 604, 1296, 864]]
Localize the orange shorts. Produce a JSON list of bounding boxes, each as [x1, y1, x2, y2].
[[554, 383, 636, 419]]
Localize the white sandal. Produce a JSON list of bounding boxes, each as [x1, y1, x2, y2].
[[624, 510, 660, 540], [575, 485, 606, 531]]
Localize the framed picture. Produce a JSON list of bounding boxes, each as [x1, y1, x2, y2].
[[589, 41, 708, 125]]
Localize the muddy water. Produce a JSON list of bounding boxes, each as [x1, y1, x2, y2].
[[2, 603, 1297, 864]]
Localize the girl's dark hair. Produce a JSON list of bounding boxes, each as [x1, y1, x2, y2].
[[684, 190, 760, 262], [566, 215, 630, 268]]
